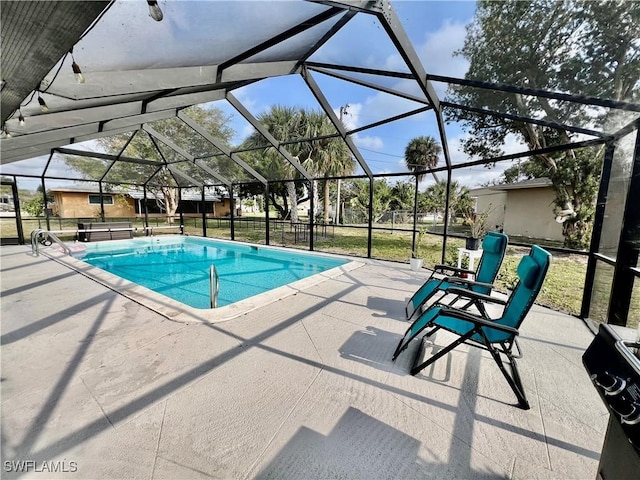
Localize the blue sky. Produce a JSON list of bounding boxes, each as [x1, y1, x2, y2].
[[7, 1, 524, 191]]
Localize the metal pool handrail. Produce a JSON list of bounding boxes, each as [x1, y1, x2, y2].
[[31, 229, 72, 256], [210, 264, 219, 309]]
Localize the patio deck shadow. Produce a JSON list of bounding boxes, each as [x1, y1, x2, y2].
[[0, 245, 606, 479]]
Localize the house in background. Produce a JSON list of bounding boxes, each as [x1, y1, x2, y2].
[[50, 187, 230, 218], [470, 177, 564, 242], [51, 188, 134, 218]]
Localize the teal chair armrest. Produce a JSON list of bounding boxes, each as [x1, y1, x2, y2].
[[440, 307, 520, 335], [442, 277, 495, 290], [434, 264, 476, 277], [443, 287, 508, 306]]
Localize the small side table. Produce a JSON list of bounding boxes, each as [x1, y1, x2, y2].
[[457, 247, 483, 271]]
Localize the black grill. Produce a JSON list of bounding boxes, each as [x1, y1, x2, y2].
[[583, 324, 640, 480]]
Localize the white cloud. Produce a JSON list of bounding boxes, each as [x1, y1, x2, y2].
[[240, 124, 255, 141], [418, 19, 469, 78], [353, 134, 384, 150], [446, 133, 529, 187], [232, 88, 258, 113], [452, 165, 509, 189]]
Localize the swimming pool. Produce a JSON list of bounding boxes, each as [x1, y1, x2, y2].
[[74, 236, 348, 309]]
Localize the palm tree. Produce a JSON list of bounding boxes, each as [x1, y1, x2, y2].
[[405, 135, 442, 249], [420, 180, 472, 224], [299, 109, 355, 222], [243, 105, 303, 222], [404, 135, 441, 183], [243, 106, 355, 224]]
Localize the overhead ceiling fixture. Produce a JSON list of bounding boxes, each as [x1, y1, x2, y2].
[[69, 48, 85, 84], [18, 110, 25, 126], [37, 94, 49, 112], [147, 0, 163, 21]]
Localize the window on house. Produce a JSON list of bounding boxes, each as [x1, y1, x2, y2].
[[88, 194, 114, 205]]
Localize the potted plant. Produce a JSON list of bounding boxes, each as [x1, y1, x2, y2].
[[463, 209, 490, 250], [410, 229, 426, 271]]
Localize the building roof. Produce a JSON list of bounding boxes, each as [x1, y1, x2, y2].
[[50, 187, 221, 202], [470, 177, 553, 194]]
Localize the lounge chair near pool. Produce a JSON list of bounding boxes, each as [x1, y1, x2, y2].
[[405, 231, 508, 322], [393, 245, 552, 410]]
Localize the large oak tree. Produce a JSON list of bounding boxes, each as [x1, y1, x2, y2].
[[447, 0, 639, 248]]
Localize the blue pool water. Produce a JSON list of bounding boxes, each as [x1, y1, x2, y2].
[[75, 237, 346, 309]]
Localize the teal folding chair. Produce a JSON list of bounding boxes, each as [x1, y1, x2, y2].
[[405, 231, 508, 322], [394, 245, 552, 410]]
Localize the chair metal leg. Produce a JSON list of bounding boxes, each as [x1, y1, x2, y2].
[[410, 328, 476, 375], [479, 331, 530, 409], [392, 323, 441, 361], [506, 355, 529, 409]]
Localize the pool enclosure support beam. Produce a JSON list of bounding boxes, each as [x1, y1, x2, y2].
[[144, 125, 233, 187], [442, 168, 453, 264], [167, 165, 205, 190], [40, 176, 51, 232], [41, 152, 54, 231], [304, 61, 617, 144], [230, 187, 236, 241], [581, 142, 616, 319], [441, 102, 606, 139], [428, 73, 640, 114], [98, 181, 106, 222], [309, 180, 314, 251], [14, 178, 24, 244], [5, 177, 24, 244], [608, 129, 640, 327], [178, 188, 184, 235], [215, 5, 344, 83], [55, 147, 166, 167], [142, 186, 149, 233], [347, 106, 432, 137], [201, 188, 207, 237], [308, 66, 432, 107], [265, 183, 270, 245], [370, 0, 440, 110], [368, 177, 374, 258], [425, 107, 455, 264], [411, 175, 418, 256]]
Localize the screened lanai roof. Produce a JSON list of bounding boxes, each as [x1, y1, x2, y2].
[[1, 0, 639, 188]]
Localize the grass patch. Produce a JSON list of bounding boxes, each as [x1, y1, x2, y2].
[[494, 247, 587, 315]]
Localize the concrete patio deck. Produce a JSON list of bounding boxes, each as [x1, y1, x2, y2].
[[1, 244, 607, 479]]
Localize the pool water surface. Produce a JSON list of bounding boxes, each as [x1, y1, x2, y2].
[[75, 236, 347, 309]]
